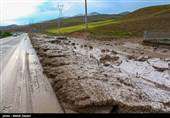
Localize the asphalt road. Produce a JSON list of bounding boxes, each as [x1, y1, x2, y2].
[[0, 33, 63, 113]]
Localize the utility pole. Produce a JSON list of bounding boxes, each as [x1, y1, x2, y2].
[[84, 0, 88, 30], [57, 3, 64, 32]]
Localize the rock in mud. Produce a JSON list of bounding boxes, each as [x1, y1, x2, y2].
[[148, 58, 170, 72]]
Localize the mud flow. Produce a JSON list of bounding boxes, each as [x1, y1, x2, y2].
[[31, 34, 170, 113]]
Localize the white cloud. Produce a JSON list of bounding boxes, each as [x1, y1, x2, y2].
[[0, 0, 46, 25]]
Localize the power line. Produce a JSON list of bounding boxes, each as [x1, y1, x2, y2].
[[57, 3, 64, 30]]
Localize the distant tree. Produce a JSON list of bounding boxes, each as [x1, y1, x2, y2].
[[0, 31, 12, 38]]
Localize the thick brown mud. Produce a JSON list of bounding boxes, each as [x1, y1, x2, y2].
[[30, 34, 170, 113]]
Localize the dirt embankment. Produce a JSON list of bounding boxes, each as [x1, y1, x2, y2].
[[30, 34, 170, 113]]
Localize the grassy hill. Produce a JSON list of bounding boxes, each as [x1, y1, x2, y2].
[[47, 19, 118, 34], [46, 4, 170, 39], [122, 4, 170, 19], [34, 14, 118, 29], [6, 4, 170, 40], [9, 13, 126, 33]]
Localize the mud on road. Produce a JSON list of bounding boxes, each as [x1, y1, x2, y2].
[[30, 34, 170, 113]]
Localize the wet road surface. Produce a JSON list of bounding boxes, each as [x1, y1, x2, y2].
[[0, 33, 63, 113]]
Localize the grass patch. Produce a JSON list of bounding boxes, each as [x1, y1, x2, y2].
[[112, 31, 132, 37]]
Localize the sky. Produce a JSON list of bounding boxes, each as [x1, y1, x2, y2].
[[0, 0, 170, 26]]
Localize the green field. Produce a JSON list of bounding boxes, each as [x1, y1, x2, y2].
[[47, 19, 133, 39], [47, 18, 135, 39], [47, 19, 118, 34]]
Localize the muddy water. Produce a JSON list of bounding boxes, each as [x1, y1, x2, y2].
[[31, 34, 170, 113]]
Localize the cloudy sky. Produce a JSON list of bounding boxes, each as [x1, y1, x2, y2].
[[0, 0, 170, 26]]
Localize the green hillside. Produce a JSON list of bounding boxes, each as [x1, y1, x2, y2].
[[9, 13, 128, 33], [47, 19, 118, 34], [35, 14, 117, 29], [46, 4, 170, 39]]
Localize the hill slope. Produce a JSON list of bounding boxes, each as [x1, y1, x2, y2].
[[46, 4, 170, 39], [8, 13, 127, 33], [122, 4, 170, 19]]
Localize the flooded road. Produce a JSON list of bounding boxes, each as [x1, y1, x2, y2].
[[0, 34, 63, 113]]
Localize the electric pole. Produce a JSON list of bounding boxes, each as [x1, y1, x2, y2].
[[57, 3, 64, 31], [84, 0, 88, 30]]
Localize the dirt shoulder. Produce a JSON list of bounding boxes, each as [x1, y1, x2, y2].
[[30, 33, 170, 113]]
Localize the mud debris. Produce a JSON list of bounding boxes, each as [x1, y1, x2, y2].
[[30, 34, 170, 113]]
